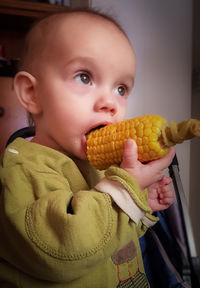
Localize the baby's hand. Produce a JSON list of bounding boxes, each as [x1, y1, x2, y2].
[[147, 176, 174, 212], [120, 139, 175, 191]]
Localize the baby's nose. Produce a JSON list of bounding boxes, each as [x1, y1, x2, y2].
[[94, 95, 117, 115]]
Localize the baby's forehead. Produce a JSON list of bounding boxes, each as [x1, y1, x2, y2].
[[22, 12, 132, 72], [29, 12, 126, 46]]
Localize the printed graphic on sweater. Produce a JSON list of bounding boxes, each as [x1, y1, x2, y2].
[[111, 241, 149, 288]]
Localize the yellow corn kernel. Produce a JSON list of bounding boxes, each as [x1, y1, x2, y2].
[[86, 115, 200, 170]]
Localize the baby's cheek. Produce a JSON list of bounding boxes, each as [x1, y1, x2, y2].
[[116, 101, 127, 120], [67, 80, 91, 95]]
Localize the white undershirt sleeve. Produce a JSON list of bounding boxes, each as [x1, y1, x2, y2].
[[95, 178, 155, 226]]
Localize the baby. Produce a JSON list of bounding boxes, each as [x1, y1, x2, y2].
[[0, 8, 175, 288]]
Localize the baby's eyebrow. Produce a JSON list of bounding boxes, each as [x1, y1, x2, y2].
[[62, 56, 99, 77], [65, 56, 97, 68], [127, 75, 135, 86], [121, 74, 135, 88]]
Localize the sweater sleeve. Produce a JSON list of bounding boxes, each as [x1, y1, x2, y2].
[[0, 142, 157, 283], [98, 166, 159, 234], [0, 164, 139, 283]]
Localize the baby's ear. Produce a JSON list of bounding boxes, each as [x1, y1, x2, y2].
[[14, 71, 41, 114]]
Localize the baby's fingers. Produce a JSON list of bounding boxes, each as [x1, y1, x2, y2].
[[159, 186, 175, 205], [159, 190, 174, 199], [159, 195, 175, 206], [161, 175, 173, 186]]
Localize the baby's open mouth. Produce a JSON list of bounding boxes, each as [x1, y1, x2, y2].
[[87, 125, 106, 135], [84, 123, 110, 154]]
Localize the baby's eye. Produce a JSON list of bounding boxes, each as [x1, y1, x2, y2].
[[114, 85, 126, 96], [75, 73, 91, 85]]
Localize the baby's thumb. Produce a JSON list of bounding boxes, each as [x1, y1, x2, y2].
[[120, 139, 138, 169]]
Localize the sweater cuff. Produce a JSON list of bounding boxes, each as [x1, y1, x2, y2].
[[95, 178, 145, 224], [95, 177, 158, 228], [141, 213, 159, 228], [105, 166, 151, 213]]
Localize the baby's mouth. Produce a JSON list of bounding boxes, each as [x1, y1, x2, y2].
[[84, 123, 111, 151], [82, 125, 104, 152], [83, 124, 109, 155], [86, 124, 106, 136]]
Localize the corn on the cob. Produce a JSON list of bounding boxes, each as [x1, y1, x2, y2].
[[86, 115, 200, 170]]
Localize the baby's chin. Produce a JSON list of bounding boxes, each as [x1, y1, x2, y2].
[[68, 139, 88, 160], [78, 149, 88, 160], [70, 152, 88, 162]]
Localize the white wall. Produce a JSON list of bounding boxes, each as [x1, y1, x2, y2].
[[92, 0, 192, 199]]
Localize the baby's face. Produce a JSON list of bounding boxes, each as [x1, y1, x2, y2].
[[32, 14, 136, 159]]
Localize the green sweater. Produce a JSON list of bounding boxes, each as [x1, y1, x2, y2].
[[0, 138, 158, 288]]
